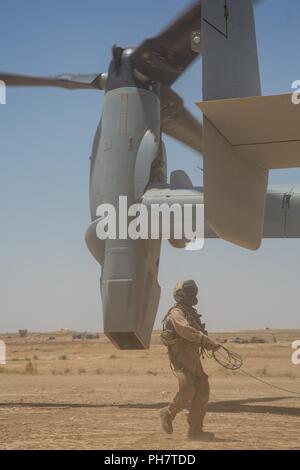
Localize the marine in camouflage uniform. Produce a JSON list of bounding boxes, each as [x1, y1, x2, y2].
[[160, 280, 219, 440]]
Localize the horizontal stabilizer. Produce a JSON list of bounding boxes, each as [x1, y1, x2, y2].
[[198, 93, 300, 249], [198, 93, 300, 169]]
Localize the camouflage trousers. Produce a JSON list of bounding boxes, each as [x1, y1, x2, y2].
[[167, 369, 210, 433]]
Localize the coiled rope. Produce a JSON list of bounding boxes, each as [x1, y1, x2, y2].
[[205, 345, 243, 370], [206, 345, 300, 397]]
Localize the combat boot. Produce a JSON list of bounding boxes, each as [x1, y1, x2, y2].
[[187, 429, 215, 441]]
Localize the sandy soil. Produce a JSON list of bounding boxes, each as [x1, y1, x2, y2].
[[0, 330, 299, 450]]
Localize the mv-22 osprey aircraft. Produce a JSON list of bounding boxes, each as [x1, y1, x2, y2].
[[2, 0, 300, 349]]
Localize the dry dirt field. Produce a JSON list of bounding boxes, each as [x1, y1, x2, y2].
[[0, 330, 299, 450]]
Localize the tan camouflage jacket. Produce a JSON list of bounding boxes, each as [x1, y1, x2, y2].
[[165, 306, 207, 377]]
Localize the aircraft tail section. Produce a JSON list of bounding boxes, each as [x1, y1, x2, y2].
[[202, 0, 261, 101], [201, 0, 268, 250]]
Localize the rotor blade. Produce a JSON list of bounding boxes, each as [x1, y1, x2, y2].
[[131, 1, 201, 87], [161, 86, 202, 153], [0, 72, 106, 90]]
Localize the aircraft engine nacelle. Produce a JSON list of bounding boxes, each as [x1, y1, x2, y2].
[[134, 129, 159, 200]]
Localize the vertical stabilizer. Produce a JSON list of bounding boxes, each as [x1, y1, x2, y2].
[[202, 0, 261, 100], [201, 0, 268, 250]]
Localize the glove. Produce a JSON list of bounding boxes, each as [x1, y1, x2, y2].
[[202, 335, 220, 352]]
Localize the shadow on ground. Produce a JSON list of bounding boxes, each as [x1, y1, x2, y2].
[[0, 396, 299, 416]]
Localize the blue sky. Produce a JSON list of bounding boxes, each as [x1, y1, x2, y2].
[[0, 0, 300, 333]]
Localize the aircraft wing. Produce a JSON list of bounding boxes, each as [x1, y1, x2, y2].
[[142, 184, 300, 241]]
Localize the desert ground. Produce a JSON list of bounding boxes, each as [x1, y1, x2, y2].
[[0, 329, 299, 450]]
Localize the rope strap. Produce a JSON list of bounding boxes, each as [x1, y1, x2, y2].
[[205, 345, 300, 397]]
